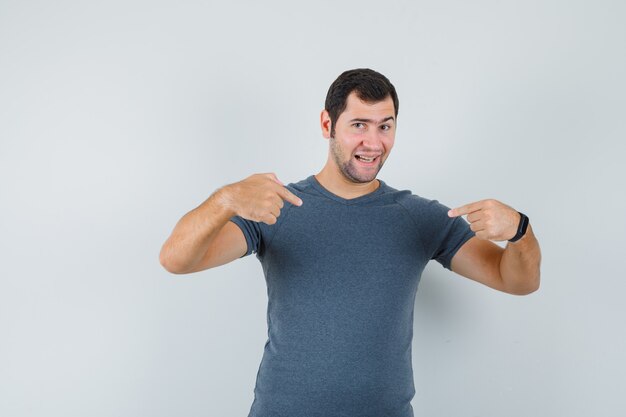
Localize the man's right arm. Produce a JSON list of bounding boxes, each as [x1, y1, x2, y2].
[[158, 173, 302, 274], [159, 187, 243, 274]]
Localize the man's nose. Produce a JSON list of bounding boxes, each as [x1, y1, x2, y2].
[[361, 130, 384, 148]]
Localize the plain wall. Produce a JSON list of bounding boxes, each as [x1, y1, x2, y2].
[[1, 0, 625, 416]]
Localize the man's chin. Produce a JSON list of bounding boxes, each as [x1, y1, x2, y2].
[[342, 166, 380, 183]]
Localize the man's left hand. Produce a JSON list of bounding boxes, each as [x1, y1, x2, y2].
[[448, 199, 521, 242]]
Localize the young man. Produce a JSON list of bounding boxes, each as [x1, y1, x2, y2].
[[159, 68, 541, 417]]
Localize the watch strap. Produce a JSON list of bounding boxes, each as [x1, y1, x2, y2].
[[508, 211, 529, 242]]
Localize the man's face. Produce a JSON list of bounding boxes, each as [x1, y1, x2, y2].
[[322, 91, 396, 183]]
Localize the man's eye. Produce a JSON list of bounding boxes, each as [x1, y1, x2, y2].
[[380, 125, 390, 131], [353, 123, 365, 129]]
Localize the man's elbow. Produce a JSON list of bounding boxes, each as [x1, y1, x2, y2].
[[159, 249, 190, 275], [506, 272, 541, 296], [161, 264, 188, 275]]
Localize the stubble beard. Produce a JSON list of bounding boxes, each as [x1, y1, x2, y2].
[[329, 135, 383, 184]]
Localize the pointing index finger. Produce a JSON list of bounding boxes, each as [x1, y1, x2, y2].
[[448, 201, 482, 217], [279, 186, 303, 207]]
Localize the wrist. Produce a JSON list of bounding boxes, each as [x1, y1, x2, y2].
[[509, 222, 532, 245], [211, 185, 239, 218], [508, 211, 529, 243]]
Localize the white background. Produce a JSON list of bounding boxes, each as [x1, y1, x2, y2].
[[1, 0, 625, 416]]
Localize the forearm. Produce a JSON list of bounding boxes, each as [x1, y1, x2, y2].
[[499, 223, 542, 295], [159, 186, 236, 273]]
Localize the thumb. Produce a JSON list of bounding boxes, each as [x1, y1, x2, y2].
[[266, 172, 284, 186]]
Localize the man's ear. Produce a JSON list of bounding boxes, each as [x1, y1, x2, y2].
[[320, 109, 331, 139]]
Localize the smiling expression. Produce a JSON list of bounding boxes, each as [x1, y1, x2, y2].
[[322, 91, 396, 184]]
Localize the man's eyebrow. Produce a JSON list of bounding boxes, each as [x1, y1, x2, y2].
[[349, 116, 395, 124]]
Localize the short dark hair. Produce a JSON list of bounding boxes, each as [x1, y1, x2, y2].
[[324, 68, 399, 137]]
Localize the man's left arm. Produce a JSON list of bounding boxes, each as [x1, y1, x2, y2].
[[447, 199, 542, 295]]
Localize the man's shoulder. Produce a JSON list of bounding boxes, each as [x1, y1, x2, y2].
[[381, 182, 451, 220], [380, 180, 435, 207], [285, 175, 316, 195]]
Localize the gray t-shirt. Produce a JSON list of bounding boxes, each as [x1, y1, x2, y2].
[[229, 174, 475, 417]]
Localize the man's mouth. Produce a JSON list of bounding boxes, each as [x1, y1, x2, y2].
[[354, 154, 380, 165]]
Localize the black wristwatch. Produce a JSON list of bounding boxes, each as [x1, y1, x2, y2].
[[508, 211, 529, 242]]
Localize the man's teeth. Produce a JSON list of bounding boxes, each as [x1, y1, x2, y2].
[[356, 155, 375, 162]]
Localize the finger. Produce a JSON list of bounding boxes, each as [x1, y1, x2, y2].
[[448, 201, 483, 217], [268, 203, 281, 219], [273, 194, 285, 209], [262, 213, 278, 225], [278, 186, 303, 206], [467, 212, 482, 223], [469, 220, 485, 232]]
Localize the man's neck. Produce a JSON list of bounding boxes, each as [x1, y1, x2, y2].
[[314, 166, 380, 200]]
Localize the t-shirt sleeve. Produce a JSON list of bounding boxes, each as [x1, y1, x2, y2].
[[422, 199, 476, 270], [226, 184, 299, 259], [229, 215, 262, 258]]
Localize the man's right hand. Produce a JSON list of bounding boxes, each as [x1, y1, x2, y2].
[[219, 173, 303, 225], [159, 172, 303, 273]]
